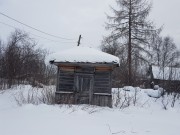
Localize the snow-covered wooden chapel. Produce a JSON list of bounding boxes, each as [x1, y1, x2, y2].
[[50, 46, 119, 107]]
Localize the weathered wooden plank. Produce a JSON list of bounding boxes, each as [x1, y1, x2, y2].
[[95, 66, 112, 69], [59, 65, 75, 68], [95, 76, 109, 79], [59, 75, 74, 78], [59, 79, 74, 83], [94, 83, 110, 87], [59, 69, 74, 72], [58, 88, 74, 91], [92, 94, 112, 107], [94, 90, 110, 94], [60, 66, 75, 69], [95, 72, 110, 75], [57, 90, 74, 93], [95, 73, 110, 75], [94, 86, 110, 89], [76, 67, 94, 73], [55, 93, 75, 104], [58, 88, 74, 92], [59, 78, 74, 81], [59, 77, 74, 80], [56, 91, 74, 94], [59, 82, 74, 86], [60, 68, 75, 72], [58, 85, 73, 89], [59, 74, 74, 77], [56, 67, 60, 92], [94, 78, 109, 82], [59, 83, 74, 87], [94, 80, 109, 83], [95, 74, 110, 78], [95, 67, 112, 71], [94, 91, 110, 94], [94, 80, 110, 84], [94, 88, 110, 93], [95, 74, 109, 76], [94, 77, 109, 79], [94, 85, 110, 88], [109, 71, 112, 90], [59, 72, 74, 75], [94, 93, 111, 96], [59, 78, 74, 82]]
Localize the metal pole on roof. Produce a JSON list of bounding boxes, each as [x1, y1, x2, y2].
[[77, 35, 82, 46]]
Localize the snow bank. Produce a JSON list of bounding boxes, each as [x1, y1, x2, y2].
[[144, 89, 163, 98], [122, 86, 141, 92], [0, 85, 180, 135], [113, 86, 162, 99], [49, 46, 120, 64]]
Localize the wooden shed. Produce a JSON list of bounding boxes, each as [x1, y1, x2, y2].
[[50, 46, 119, 107]]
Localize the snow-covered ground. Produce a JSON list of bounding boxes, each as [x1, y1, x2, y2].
[[0, 85, 180, 135]]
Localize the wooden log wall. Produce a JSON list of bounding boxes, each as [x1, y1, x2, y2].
[[57, 66, 113, 92], [55, 92, 75, 104], [57, 67, 75, 92], [92, 94, 112, 107], [94, 72, 111, 94], [56, 64, 113, 107]]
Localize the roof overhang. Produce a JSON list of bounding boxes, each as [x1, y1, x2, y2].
[[50, 61, 119, 68]]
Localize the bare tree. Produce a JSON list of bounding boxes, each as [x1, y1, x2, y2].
[[101, 37, 149, 86], [101, 37, 121, 56], [101, 37, 130, 86], [0, 29, 55, 89], [152, 36, 180, 67], [151, 35, 180, 92], [105, 0, 159, 85]]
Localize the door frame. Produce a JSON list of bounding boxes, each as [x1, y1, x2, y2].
[[74, 73, 94, 104]]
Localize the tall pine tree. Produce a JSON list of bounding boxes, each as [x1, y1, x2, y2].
[[106, 0, 159, 85]]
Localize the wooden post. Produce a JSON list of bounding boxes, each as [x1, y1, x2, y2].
[[77, 35, 82, 46]]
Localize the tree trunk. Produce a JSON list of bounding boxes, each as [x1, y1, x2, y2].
[[128, 0, 132, 86]]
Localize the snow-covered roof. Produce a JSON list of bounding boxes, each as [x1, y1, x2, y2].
[[49, 46, 120, 65], [152, 65, 180, 81]]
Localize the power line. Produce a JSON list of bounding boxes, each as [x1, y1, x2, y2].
[[31, 33, 76, 43], [0, 21, 76, 44], [0, 12, 76, 41]]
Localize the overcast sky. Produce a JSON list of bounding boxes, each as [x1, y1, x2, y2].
[[0, 0, 180, 54]]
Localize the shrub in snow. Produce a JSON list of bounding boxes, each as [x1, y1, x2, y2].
[[161, 92, 180, 110], [112, 87, 141, 108], [14, 88, 39, 106], [39, 86, 56, 105], [14, 86, 55, 106], [161, 94, 170, 110]]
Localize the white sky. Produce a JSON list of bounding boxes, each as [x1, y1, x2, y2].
[[0, 0, 180, 53]]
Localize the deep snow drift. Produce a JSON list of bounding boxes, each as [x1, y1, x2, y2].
[[0, 85, 180, 135]]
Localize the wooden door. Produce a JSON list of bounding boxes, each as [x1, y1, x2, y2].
[[75, 75, 93, 104]]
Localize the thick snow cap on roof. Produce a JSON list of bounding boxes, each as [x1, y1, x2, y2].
[[50, 46, 119, 65], [152, 65, 180, 81]]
